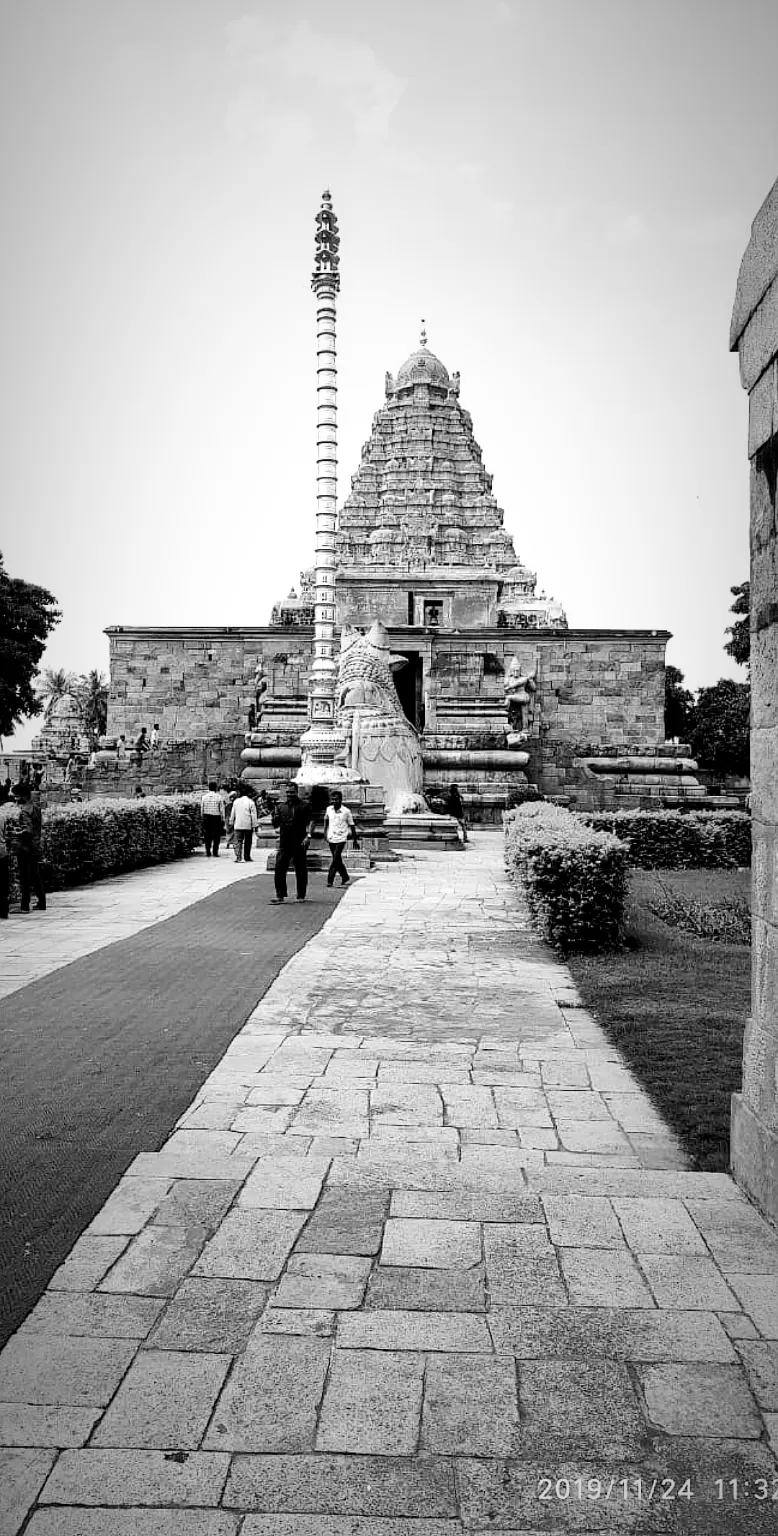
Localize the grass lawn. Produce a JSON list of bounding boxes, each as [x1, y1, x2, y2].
[[565, 871, 751, 1172]]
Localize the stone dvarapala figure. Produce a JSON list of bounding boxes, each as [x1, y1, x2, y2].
[[504, 655, 537, 739]]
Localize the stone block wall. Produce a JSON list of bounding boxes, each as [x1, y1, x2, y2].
[[52, 736, 247, 803], [106, 623, 666, 808], [730, 176, 778, 1227], [426, 629, 667, 782], [106, 628, 312, 743]]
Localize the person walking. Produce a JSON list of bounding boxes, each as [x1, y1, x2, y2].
[[224, 788, 237, 850], [12, 781, 46, 912], [271, 783, 313, 902], [230, 788, 258, 862], [133, 727, 150, 757], [201, 779, 227, 856], [323, 789, 359, 888]]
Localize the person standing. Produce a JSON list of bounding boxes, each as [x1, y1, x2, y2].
[[444, 782, 468, 843], [133, 727, 150, 757], [201, 779, 227, 857], [117, 735, 127, 763], [323, 789, 359, 888], [271, 783, 313, 902], [0, 822, 9, 918], [12, 782, 46, 912], [150, 723, 160, 750], [230, 788, 258, 862]]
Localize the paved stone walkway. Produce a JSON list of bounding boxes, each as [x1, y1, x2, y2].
[[2, 832, 778, 1534], [0, 854, 265, 1000]]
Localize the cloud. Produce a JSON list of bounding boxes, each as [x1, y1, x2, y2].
[[225, 97, 315, 151], [491, 197, 515, 222], [611, 211, 648, 243], [605, 208, 741, 250], [674, 212, 743, 246], [225, 17, 407, 142]]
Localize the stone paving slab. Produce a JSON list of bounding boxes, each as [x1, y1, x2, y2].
[[91, 1350, 231, 1448], [202, 1335, 330, 1453], [1, 834, 777, 1534], [25, 1514, 240, 1535], [242, 1522, 464, 1535], [222, 1453, 458, 1515], [37, 1446, 231, 1505]]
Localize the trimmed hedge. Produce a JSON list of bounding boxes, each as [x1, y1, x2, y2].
[[0, 794, 202, 902], [504, 801, 628, 953], [580, 810, 751, 870]]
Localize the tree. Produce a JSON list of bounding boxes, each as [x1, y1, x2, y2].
[[724, 580, 750, 669], [664, 664, 696, 742], [75, 670, 109, 738], [0, 553, 60, 739], [38, 667, 78, 720], [690, 678, 750, 777]]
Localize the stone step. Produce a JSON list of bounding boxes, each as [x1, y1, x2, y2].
[[265, 850, 373, 872]]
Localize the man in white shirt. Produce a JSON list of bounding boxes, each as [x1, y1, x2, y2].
[[230, 788, 258, 863], [201, 779, 227, 857], [323, 790, 359, 888]]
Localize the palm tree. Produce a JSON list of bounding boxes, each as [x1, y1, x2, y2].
[[75, 670, 109, 738], [37, 667, 78, 720]]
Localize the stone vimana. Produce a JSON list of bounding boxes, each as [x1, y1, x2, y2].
[[105, 324, 701, 816]]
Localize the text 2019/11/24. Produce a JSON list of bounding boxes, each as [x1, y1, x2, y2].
[[537, 1476, 778, 1503]]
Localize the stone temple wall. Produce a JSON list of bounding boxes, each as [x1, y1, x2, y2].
[[106, 623, 666, 801], [730, 177, 778, 1227], [106, 628, 312, 744], [56, 736, 247, 803]]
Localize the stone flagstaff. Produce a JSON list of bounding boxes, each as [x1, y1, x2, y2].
[[298, 189, 354, 783]]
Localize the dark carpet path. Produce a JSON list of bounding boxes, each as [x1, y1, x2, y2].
[[0, 870, 343, 1347]]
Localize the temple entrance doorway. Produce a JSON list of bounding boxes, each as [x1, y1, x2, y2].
[[393, 651, 424, 732]]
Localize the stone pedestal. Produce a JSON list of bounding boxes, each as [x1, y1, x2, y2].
[[730, 176, 778, 1227]]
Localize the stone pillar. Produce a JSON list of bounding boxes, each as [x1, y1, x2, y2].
[[297, 189, 355, 785], [730, 177, 778, 1227]]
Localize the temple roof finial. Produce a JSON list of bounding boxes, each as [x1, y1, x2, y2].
[[420, 319, 427, 348]]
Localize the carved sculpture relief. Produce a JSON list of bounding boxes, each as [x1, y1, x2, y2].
[[313, 192, 340, 274], [336, 620, 426, 812], [504, 655, 538, 743]]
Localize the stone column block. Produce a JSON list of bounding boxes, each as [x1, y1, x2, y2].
[[731, 176, 778, 1227]]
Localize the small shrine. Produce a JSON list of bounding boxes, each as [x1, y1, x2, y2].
[[31, 693, 85, 760]]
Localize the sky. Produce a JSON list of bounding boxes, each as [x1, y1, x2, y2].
[[1, 0, 775, 750]]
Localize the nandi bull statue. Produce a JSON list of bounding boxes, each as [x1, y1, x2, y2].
[[336, 620, 427, 814]]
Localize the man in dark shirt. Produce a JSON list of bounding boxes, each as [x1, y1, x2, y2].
[[444, 783, 468, 843], [13, 782, 46, 912], [271, 783, 314, 903]]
